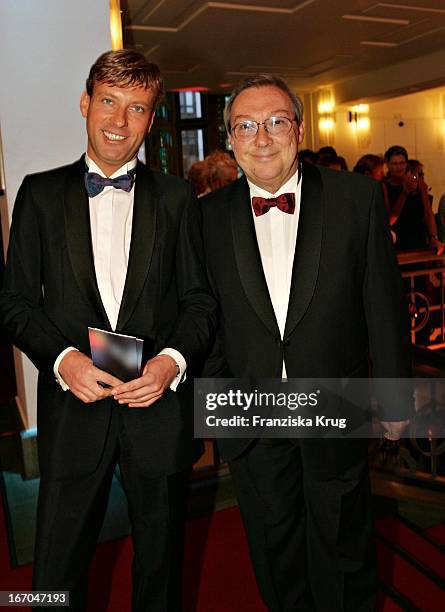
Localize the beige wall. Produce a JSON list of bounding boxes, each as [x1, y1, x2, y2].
[[312, 87, 445, 210]]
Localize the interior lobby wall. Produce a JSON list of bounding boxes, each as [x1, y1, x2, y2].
[[332, 87, 445, 208], [0, 0, 110, 429]]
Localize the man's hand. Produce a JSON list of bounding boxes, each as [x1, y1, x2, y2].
[[58, 351, 123, 403], [380, 419, 410, 441], [112, 354, 179, 408], [402, 173, 418, 194], [417, 175, 429, 197]]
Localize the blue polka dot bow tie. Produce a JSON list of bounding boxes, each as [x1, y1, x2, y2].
[[84, 167, 136, 198]]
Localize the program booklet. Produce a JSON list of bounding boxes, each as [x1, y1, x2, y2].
[[88, 327, 144, 383]]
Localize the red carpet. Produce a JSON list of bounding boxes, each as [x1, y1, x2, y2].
[[375, 516, 445, 612], [2, 490, 445, 611], [0, 495, 265, 612], [376, 539, 444, 612], [182, 509, 267, 612], [87, 507, 267, 612], [0, 487, 33, 606], [426, 523, 445, 546], [376, 516, 445, 580]]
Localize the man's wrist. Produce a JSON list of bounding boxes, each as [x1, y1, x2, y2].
[[54, 347, 78, 390], [158, 348, 187, 391]]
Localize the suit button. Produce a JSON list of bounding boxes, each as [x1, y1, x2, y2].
[[283, 339, 290, 347]]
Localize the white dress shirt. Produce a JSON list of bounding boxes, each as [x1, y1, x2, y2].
[[54, 155, 185, 391], [247, 169, 302, 377], [88, 156, 136, 330]]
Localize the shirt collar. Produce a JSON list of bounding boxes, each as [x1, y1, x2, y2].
[[247, 168, 300, 199], [85, 154, 138, 178]]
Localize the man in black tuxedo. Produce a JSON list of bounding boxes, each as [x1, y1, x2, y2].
[[201, 75, 411, 611], [0, 50, 215, 610]]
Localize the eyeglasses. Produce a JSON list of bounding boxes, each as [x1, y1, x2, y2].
[[231, 116, 296, 140]]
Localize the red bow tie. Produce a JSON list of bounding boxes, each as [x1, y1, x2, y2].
[[251, 192, 296, 217]]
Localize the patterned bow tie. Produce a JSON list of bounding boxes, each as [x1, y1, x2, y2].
[[251, 192, 295, 217], [85, 167, 136, 198]]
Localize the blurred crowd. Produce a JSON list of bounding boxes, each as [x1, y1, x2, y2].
[[188, 150, 238, 198], [190, 144, 445, 255]]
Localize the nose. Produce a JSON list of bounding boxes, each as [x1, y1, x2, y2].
[[254, 123, 273, 146], [112, 106, 127, 128]]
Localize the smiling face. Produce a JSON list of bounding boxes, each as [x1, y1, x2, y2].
[[229, 85, 304, 193], [80, 81, 156, 176]]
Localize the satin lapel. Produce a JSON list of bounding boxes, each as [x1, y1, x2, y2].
[[64, 157, 110, 326], [231, 177, 280, 337], [284, 162, 323, 339], [116, 161, 157, 330]]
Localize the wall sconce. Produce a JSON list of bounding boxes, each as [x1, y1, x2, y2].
[[349, 104, 370, 147], [319, 101, 335, 114], [348, 104, 369, 124], [319, 118, 335, 131], [110, 0, 123, 50], [318, 98, 335, 144]]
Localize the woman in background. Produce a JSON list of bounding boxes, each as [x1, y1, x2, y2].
[[383, 152, 443, 253], [354, 153, 397, 242]]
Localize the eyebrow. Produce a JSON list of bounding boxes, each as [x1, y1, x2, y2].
[[232, 109, 293, 122], [96, 90, 117, 98], [96, 91, 150, 107]]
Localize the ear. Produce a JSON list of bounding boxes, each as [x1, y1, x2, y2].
[[229, 131, 235, 151], [146, 110, 156, 135], [297, 120, 305, 145], [80, 91, 90, 119]]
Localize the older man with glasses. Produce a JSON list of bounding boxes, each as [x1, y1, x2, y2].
[[201, 75, 412, 612]]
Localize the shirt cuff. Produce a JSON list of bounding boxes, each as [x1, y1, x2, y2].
[[54, 347, 78, 391], [158, 348, 187, 392]]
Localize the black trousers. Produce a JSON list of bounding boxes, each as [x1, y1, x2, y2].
[[229, 439, 377, 612], [32, 407, 189, 611]]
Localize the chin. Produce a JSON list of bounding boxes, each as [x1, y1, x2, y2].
[[255, 172, 281, 182]]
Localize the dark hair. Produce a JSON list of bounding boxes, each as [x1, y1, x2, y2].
[[353, 154, 384, 175], [188, 160, 211, 196], [408, 158, 422, 170], [317, 154, 343, 170], [407, 159, 424, 175], [337, 156, 348, 171], [299, 149, 317, 164], [317, 146, 337, 158], [384, 145, 408, 162], [86, 50, 164, 110], [223, 74, 304, 132]]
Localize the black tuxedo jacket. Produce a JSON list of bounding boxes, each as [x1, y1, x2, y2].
[[201, 163, 412, 474], [0, 157, 216, 480]]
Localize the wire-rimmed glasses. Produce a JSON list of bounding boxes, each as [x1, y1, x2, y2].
[[231, 116, 296, 140]]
